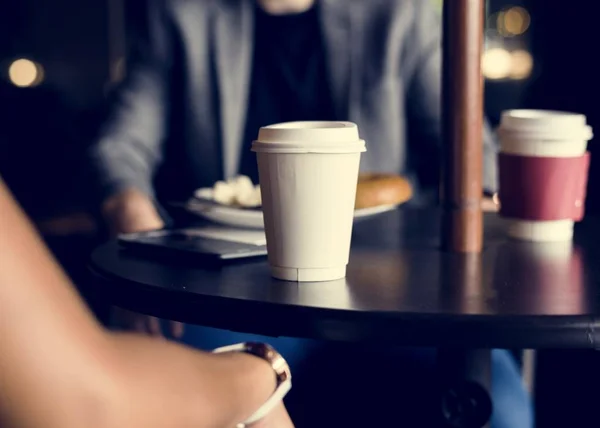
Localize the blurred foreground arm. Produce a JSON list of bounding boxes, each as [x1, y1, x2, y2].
[[0, 179, 292, 428]]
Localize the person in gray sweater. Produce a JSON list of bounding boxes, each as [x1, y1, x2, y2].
[[89, 0, 531, 426]]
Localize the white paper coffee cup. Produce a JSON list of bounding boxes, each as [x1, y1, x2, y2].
[[252, 121, 366, 282], [498, 110, 593, 242]]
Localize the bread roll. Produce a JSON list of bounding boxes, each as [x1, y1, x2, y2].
[[355, 173, 412, 209]]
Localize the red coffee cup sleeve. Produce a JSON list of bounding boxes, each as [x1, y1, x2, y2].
[[499, 152, 591, 221]]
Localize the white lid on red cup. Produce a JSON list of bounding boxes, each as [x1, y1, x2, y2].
[[252, 121, 366, 154], [498, 110, 593, 141], [498, 110, 593, 157]]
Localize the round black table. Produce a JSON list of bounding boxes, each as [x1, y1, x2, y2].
[[89, 208, 600, 427]]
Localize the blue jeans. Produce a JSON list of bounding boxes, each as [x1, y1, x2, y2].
[[182, 325, 533, 428]]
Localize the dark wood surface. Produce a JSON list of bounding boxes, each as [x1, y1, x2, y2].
[[442, 0, 485, 253], [90, 208, 600, 349]]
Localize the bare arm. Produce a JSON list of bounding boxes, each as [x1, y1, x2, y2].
[[0, 178, 291, 428]]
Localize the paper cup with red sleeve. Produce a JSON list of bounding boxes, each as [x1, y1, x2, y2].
[[498, 110, 593, 242]]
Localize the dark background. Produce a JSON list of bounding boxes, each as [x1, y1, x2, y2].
[[4, 0, 596, 219], [0, 0, 598, 425]]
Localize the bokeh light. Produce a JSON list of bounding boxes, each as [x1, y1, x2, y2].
[[8, 59, 44, 87], [497, 6, 531, 37], [510, 49, 534, 80], [482, 48, 512, 80], [482, 47, 534, 81]]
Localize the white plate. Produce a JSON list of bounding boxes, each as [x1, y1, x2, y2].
[[184, 188, 398, 229]]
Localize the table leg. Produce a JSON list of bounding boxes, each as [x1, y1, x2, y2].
[[437, 349, 492, 428]]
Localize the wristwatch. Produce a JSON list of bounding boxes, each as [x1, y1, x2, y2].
[[212, 342, 292, 427]]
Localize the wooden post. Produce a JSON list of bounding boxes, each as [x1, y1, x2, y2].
[[441, 0, 485, 253]]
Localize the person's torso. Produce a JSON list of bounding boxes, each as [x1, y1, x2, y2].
[[155, 0, 429, 203], [237, 3, 336, 183]]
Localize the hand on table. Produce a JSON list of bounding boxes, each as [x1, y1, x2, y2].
[[102, 188, 166, 235], [102, 188, 185, 339]]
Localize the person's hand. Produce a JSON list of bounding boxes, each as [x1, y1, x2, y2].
[[482, 194, 500, 212], [102, 188, 185, 339], [101, 188, 165, 235]]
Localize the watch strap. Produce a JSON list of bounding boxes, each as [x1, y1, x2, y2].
[[212, 342, 292, 427], [237, 375, 291, 427]]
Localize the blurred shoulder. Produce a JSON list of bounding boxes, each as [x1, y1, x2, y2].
[[163, 0, 214, 6], [327, 0, 437, 23], [333, 0, 418, 17], [158, 0, 224, 24], [162, 0, 254, 20], [161, 0, 220, 14], [324, 0, 440, 28]]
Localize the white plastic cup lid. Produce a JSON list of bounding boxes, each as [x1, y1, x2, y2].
[[498, 110, 593, 141], [252, 121, 367, 154]]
